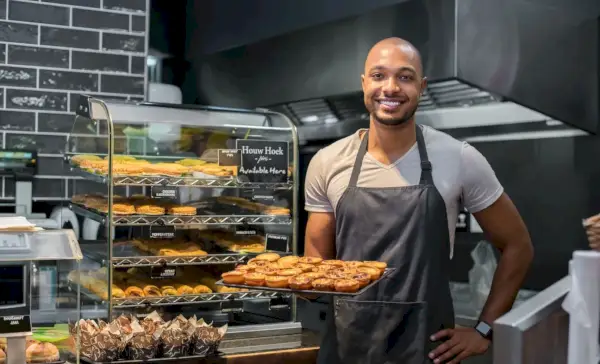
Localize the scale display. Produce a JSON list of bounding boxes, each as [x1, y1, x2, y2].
[[0, 265, 26, 308]]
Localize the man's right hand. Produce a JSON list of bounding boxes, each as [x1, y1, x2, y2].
[[583, 213, 600, 250]]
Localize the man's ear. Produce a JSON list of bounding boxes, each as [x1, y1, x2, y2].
[[421, 76, 428, 95]]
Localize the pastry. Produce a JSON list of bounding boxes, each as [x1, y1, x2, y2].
[[277, 256, 299, 268], [161, 286, 178, 296], [235, 265, 254, 273], [254, 267, 278, 276], [299, 272, 325, 280], [176, 158, 207, 167], [288, 275, 312, 290], [72, 154, 101, 165], [357, 266, 381, 280], [244, 273, 266, 286], [295, 263, 316, 272], [255, 253, 280, 262], [265, 275, 289, 288], [0, 347, 5, 364], [193, 285, 212, 294], [344, 261, 365, 268], [247, 259, 270, 268], [0, 338, 5, 352], [175, 284, 194, 295], [125, 286, 145, 297], [143, 285, 162, 297], [312, 264, 336, 273], [112, 203, 136, 215], [106, 155, 136, 162], [167, 205, 196, 216], [335, 279, 361, 293], [135, 204, 165, 215], [325, 270, 348, 280], [25, 342, 60, 363], [312, 278, 336, 291], [222, 271, 245, 285], [144, 163, 189, 176], [321, 260, 345, 267], [345, 272, 371, 288], [362, 261, 387, 273], [112, 285, 126, 298], [276, 268, 303, 277], [298, 256, 323, 265]]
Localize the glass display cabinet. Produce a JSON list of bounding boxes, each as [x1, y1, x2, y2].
[[62, 95, 301, 356], [0, 229, 82, 364]]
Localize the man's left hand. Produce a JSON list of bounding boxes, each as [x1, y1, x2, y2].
[[428, 327, 490, 363]]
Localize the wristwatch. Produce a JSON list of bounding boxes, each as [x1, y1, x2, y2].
[[474, 321, 493, 340]]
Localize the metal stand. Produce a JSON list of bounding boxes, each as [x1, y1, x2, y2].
[[6, 336, 26, 364]]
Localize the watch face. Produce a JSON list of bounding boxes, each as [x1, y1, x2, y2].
[[476, 321, 492, 336]]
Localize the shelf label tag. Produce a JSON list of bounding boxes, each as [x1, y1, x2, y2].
[[241, 189, 277, 206], [151, 186, 179, 200], [149, 225, 175, 239], [235, 226, 258, 236], [236, 140, 289, 183], [0, 315, 31, 335], [221, 300, 244, 313], [269, 296, 289, 311], [265, 233, 289, 252], [218, 149, 241, 166], [150, 266, 176, 279]]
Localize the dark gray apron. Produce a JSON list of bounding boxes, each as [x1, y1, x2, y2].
[[316, 125, 455, 364]]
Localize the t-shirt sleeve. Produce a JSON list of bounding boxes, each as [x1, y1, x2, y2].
[[460, 142, 504, 213], [304, 150, 334, 212]]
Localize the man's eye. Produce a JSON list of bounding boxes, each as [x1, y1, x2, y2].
[[371, 73, 384, 80], [399, 75, 414, 81]]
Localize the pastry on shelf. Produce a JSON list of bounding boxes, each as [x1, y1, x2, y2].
[[167, 205, 197, 216], [134, 204, 165, 215], [71, 154, 101, 165], [143, 163, 190, 177], [191, 163, 234, 177], [143, 285, 162, 297], [124, 286, 145, 297], [161, 286, 178, 296], [176, 158, 207, 167], [25, 342, 60, 363]]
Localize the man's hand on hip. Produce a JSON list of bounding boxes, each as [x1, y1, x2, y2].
[[428, 327, 490, 363]]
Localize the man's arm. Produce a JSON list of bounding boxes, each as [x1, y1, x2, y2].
[[474, 193, 534, 324], [305, 212, 336, 259]]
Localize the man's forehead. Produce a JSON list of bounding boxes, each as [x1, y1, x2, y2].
[[364, 39, 422, 73]]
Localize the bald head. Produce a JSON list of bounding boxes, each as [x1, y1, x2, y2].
[[361, 38, 426, 127], [364, 37, 423, 76]]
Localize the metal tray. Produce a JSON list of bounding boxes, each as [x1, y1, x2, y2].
[[216, 268, 394, 297], [80, 352, 223, 364]]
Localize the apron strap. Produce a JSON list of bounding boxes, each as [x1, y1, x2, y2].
[[348, 125, 433, 187]]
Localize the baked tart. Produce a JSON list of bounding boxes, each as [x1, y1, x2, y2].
[[276, 268, 303, 277], [135, 204, 165, 215], [321, 260, 345, 267], [299, 272, 325, 280], [112, 203, 136, 215], [167, 205, 197, 216], [312, 278, 336, 291], [298, 256, 323, 265], [345, 272, 371, 288], [255, 253, 281, 262], [295, 263, 315, 273], [289, 275, 312, 290], [335, 279, 360, 293], [255, 266, 279, 276], [362, 261, 388, 273], [357, 266, 381, 280], [265, 275, 289, 288], [244, 272, 266, 286], [277, 255, 299, 268], [235, 265, 254, 273], [325, 270, 348, 280], [222, 271, 245, 284]]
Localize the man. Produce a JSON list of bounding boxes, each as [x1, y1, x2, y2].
[[304, 37, 534, 364]]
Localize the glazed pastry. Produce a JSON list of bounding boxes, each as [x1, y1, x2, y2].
[[25, 342, 60, 363], [135, 204, 165, 215], [344, 261, 365, 268], [244, 273, 266, 286], [193, 285, 212, 294], [112, 285, 126, 298], [143, 285, 162, 297], [357, 266, 381, 280], [362, 261, 388, 273], [175, 284, 194, 295], [288, 275, 312, 290], [125, 286, 145, 297], [312, 264, 336, 273], [247, 259, 271, 268], [255, 267, 279, 276], [276, 268, 303, 277], [294, 263, 315, 273], [167, 205, 197, 216], [255, 253, 281, 262], [312, 278, 336, 291], [222, 271, 245, 284], [161, 286, 178, 296], [298, 256, 323, 265], [235, 265, 254, 273], [325, 270, 348, 280], [335, 279, 361, 293], [345, 272, 371, 288], [299, 272, 325, 280], [321, 260, 345, 267], [265, 275, 289, 288], [277, 256, 299, 268]]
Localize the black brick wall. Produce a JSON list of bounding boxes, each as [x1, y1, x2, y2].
[[0, 0, 148, 201]]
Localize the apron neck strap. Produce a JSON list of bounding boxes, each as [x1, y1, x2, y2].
[[348, 125, 433, 187]]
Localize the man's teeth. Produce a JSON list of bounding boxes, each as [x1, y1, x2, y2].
[[380, 100, 400, 106]]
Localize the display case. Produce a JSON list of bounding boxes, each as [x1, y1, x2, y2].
[[61, 95, 301, 358], [0, 229, 83, 364]]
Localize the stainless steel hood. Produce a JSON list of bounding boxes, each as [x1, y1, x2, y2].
[[193, 0, 600, 140]]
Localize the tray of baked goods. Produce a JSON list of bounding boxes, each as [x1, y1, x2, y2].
[[69, 194, 291, 226], [68, 267, 290, 308], [1, 335, 65, 364], [67, 154, 293, 190], [73, 312, 226, 363], [217, 253, 392, 296]]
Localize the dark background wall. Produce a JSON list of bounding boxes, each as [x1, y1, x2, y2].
[[0, 0, 148, 202]]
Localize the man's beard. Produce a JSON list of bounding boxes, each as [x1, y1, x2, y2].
[[373, 103, 418, 126]]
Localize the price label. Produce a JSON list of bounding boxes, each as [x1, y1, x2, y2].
[[149, 225, 175, 239], [236, 140, 289, 183], [151, 186, 179, 200], [150, 266, 176, 279], [218, 149, 241, 166], [221, 300, 244, 313], [269, 296, 289, 311], [265, 234, 289, 252], [235, 226, 258, 236], [0, 315, 31, 335], [241, 189, 277, 205]]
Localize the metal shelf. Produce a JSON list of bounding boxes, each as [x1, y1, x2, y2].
[[112, 291, 290, 308], [70, 204, 291, 226], [113, 253, 251, 268], [68, 164, 293, 190]]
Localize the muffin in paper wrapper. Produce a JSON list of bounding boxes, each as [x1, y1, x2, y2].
[[160, 320, 188, 358], [193, 322, 227, 356], [127, 320, 164, 360], [72, 319, 123, 362]]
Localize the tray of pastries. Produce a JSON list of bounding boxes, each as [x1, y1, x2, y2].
[[0, 338, 63, 364], [71, 194, 197, 217], [194, 196, 290, 217], [217, 253, 392, 296], [193, 229, 265, 253]]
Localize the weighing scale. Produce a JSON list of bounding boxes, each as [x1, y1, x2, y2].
[[0, 261, 32, 364]]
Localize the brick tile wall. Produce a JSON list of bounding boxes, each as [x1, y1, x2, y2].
[[0, 0, 148, 201]]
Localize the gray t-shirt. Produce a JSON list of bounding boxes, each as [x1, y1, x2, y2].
[[304, 126, 504, 257]]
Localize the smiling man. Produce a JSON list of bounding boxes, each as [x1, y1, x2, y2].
[[304, 38, 534, 363]]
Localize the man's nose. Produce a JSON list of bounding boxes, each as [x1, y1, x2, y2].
[[382, 78, 400, 93]]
